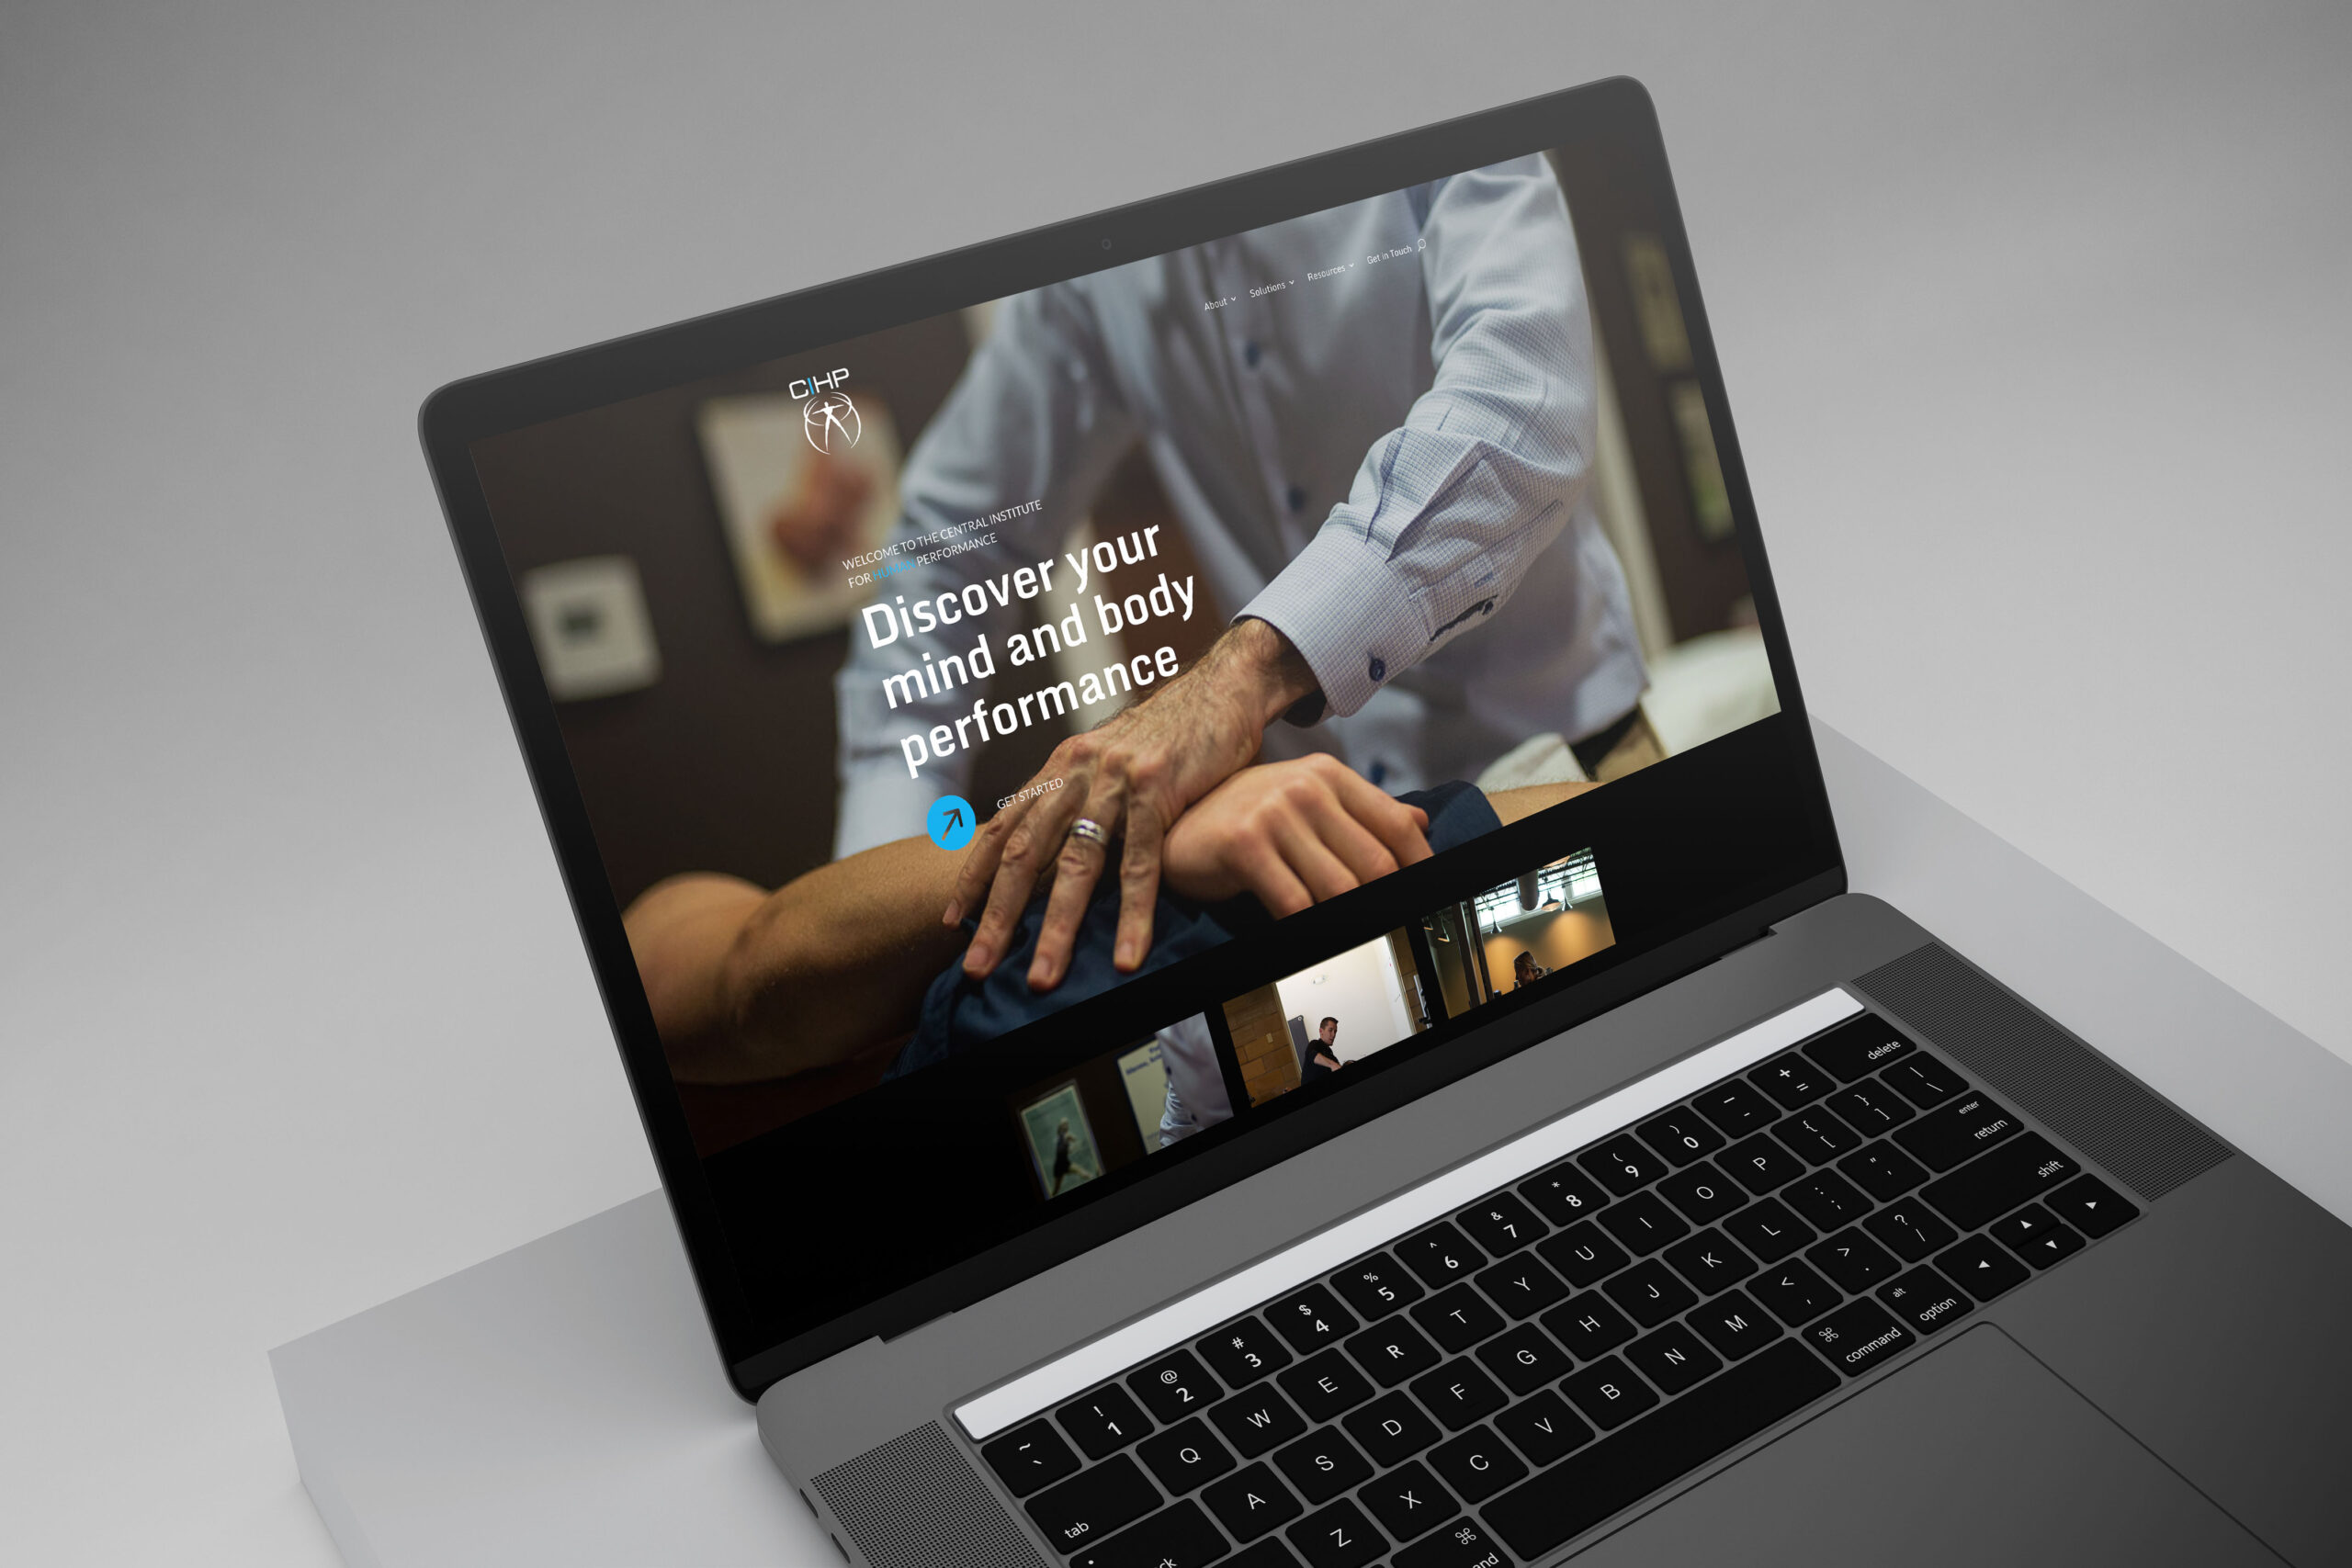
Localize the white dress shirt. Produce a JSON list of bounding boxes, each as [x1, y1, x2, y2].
[[835, 154, 1643, 855]]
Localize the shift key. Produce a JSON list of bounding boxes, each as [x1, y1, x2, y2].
[[1920, 1134, 2079, 1232]]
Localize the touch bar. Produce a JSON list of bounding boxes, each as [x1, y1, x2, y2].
[[953, 987, 1861, 1439]]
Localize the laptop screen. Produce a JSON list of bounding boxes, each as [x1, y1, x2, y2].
[[450, 100, 1836, 1382]]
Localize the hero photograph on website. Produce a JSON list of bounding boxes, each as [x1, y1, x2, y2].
[[471, 148, 1781, 1211]]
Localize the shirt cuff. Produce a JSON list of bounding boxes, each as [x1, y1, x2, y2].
[[1238, 526, 1430, 721]]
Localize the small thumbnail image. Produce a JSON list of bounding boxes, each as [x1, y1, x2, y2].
[[1421, 847, 1614, 1017], [1222, 929, 1441, 1108], [1018, 1083, 1102, 1200]]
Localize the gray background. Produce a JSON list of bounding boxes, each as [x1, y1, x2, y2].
[[2, 2, 2345, 1562]]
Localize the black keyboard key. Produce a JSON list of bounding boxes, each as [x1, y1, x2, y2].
[[1394, 1518, 1514, 1568], [1625, 1320, 1723, 1395], [1772, 1108, 1862, 1164], [1657, 1160, 1745, 1225], [1688, 1287, 1781, 1359], [1637, 1108, 1727, 1166], [1058, 1384, 1154, 1460], [1594, 1190, 1690, 1256], [1228, 1543, 1306, 1568], [1484, 1340, 1837, 1560], [1719, 1134, 1808, 1194], [1271, 1428, 1372, 1505], [1839, 1140, 1931, 1202], [1136, 1416, 1237, 1495], [1198, 1319, 1293, 1389], [1801, 1297, 1914, 1378], [1750, 1258, 1842, 1326], [1203, 1461, 1303, 1541], [1534, 1222, 1630, 1289], [1863, 1201, 1956, 1262], [1345, 1316, 1442, 1388], [1275, 1348, 1375, 1424], [1542, 1292, 1637, 1359], [1661, 1227, 1758, 1296], [1343, 1390, 1441, 1468], [1411, 1281, 1508, 1355], [1266, 1283, 1360, 1355], [1284, 1497, 1387, 1568], [1723, 1197, 1816, 1264], [1495, 1388, 1592, 1466], [1026, 1454, 1160, 1554], [1357, 1459, 1458, 1543], [1881, 1054, 1968, 1109], [1396, 1223, 1487, 1290], [1209, 1384, 1308, 1458], [1691, 1078, 1780, 1137], [2046, 1173, 2137, 1238], [1602, 1258, 1699, 1327], [1518, 1161, 1610, 1227], [1826, 1080, 1916, 1138], [1329, 1253, 1423, 1322], [1130, 1349, 1222, 1424], [1579, 1136, 1670, 1196], [1455, 1192, 1546, 1258], [1894, 1090, 2024, 1172], [1430, 1424, 1529, 1502], [1562, 1354, 1658, 1429], [1410, 1358, 1509, 1430], [1473, 1252, 1568, 1320], [1750, 1053, 1838, 1111], [1783, 1170, 1873, 1233], [1920, 1134, 2080, 1232], [1070, 1499, 1230, 1568], [1803, 1015, 1918, 1081], [1477, 1322, 1574, 1395], [982, 1417, 1081, 1496], [1807, 1228, 1900, 1293], [1935, 1234, 2030, 1301], [1878, 1264, 1972, 1336], [1991, 1203, 2086, 1268]]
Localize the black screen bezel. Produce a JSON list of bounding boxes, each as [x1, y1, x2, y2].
[[417, 76, 1844, 1399]]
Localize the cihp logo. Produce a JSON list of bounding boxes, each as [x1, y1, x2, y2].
[[792, 367, 860, 453]]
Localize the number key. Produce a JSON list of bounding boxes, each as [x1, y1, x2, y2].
[[1057, 1384, 1153, 1460], [1518, 1160, 1611, 1226], [1637, 1108, 1726, 1166], [1455, 1191, 1545, 1257], [1265, 1283, 1358, 1354], [1395, 1222, 1485, 1289], [1328, 1253, 1424, 1321], [1578, 1135, 1669, 1195], [1196, 1318, 1293, 1389], [1129, 1348, 1222, 1423]]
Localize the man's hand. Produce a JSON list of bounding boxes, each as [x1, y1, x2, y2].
[[1163, 754, 1432, 913], [944, 619, 1318, 991]]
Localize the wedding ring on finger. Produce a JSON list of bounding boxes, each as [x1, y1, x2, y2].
[[1067, 817, 1114, 854]]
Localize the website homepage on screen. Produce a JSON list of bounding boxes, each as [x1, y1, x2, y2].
[[471, 148, 1802, 1345]]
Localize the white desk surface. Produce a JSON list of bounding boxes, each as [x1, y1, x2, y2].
[[266, 717, 2352, 1568]]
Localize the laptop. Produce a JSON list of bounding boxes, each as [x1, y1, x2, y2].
[[419, 79, 2351, 1566]]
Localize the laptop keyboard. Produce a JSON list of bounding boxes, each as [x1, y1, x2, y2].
[[971, 1012, 2138, 1567]]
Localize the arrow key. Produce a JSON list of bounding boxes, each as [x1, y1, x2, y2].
[[2046, 1173, 2138, 1238], [1933, 1234, 2030, 1302]]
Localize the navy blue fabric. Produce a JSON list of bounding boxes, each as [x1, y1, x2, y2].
[[888, 780, 1501, 1078]]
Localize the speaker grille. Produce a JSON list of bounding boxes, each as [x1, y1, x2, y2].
[[812, 1423, 1047, 1568], [1855, 942, 2230, 1201]]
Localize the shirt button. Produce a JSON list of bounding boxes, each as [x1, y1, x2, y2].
[[1368, 655, 1386, 683], [1286, 484, 1307, 513], [1243, 340, 1261, 368]]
